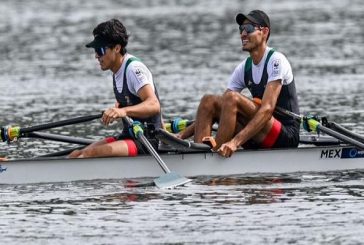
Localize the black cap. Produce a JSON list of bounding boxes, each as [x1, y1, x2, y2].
[[85, 35, 110, 48], [236, 10, 270, 28]]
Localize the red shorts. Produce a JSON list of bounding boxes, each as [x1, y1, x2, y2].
[[261, 119, 282, 148], [104, 137, 138, 157], [242, 119, 299, 149]]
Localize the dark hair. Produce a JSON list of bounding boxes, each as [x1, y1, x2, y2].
[[93, 19, 129, 55]]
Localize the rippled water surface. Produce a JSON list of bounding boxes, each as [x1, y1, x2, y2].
[[1, 0, 364, 244]]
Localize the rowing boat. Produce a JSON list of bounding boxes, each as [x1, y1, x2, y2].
[[1, 139, 363, 185], [1, 110, 364, 185]]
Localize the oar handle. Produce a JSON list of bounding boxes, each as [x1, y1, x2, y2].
[[252, 97, 301, 121]]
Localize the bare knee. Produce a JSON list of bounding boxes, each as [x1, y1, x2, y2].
[[222, 91, 257, 116], [68, 150, 82, 158], [80, 147, 98, 158], [221, 91, 241, 110], [198, 94, 222, 115]]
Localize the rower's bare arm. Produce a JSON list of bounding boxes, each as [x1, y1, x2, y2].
[[101, 84, 160, 125], [128, 84, 161, 118]]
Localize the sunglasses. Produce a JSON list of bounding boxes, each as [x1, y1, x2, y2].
[[94, 47, 108, 57], [239, 23, 261, 34]]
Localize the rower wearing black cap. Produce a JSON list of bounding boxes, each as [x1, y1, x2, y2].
[[180, 10, 300, 158], [69, 19, 162, 158]]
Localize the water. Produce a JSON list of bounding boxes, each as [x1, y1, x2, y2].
[[1, 0, 364, 244]]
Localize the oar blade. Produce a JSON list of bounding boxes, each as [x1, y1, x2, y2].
[[154, 172, 191, 189]]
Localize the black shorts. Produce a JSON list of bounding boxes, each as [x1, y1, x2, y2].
[[273, 123, 300, 148], [242, 122, 299, 149]]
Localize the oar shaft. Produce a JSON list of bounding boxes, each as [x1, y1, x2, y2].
[[274, 106, 301, 122], [27, 132, 95, 145], [279, 109, 364, 149], [138, 132, 171, 173], [326, 122, 364, 143], [20, 113, 103, 134], [123, 117, 171, 174], [317, 125, 364, 150]]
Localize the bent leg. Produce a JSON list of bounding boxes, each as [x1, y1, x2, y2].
[[215, 91, 275, 148], [194, 94, 223, 143]]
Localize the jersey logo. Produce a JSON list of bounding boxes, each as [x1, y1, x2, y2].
[[272, 59, 280, 76], [125, 96, 132, 106], [135, 68, 142, 76]]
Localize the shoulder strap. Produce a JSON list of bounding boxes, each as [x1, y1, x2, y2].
[[124, 57, 141, 74], [244, 57, 252, 73], [264, 48, 275, 68], [245, 48, 276, 73]]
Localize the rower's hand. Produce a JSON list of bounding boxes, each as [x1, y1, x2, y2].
[[102, 107, 126, 126], [217, 140, 238, 158]]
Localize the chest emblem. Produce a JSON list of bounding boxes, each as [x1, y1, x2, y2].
[[125, 96, 132, 106]]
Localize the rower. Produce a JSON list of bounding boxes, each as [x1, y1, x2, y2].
[[180, 10, 300, 157], [69, 19, 163, 158]]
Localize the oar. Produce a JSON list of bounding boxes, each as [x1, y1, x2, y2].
[[1, 113, 103, 143], [26, 132, 95, 145], [123, 117, 191, 188], [322, 120, 364, 143], [253, 98, 364, 150]]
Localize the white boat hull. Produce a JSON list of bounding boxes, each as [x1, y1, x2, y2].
[[1, 145, 364, 184]]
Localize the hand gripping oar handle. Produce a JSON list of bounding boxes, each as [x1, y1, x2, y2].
[[253, 98, 364, 150]]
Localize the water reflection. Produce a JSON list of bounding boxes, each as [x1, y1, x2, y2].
[[202, 175, 301, 186], [195, 176, 298, 205]]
